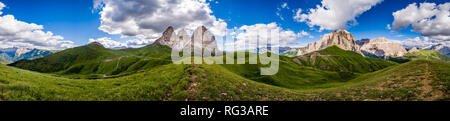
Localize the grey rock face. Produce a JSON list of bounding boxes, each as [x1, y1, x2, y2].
[[15, 48, 31, 57]]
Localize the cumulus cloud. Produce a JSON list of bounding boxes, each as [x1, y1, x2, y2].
[[294, 0, 383, 31], [125, 39, 153, 48], [0, 6, 74, 50], [392, 2, 450, 41], [94, 0, 227, 45], [224, 23, 302, 51]]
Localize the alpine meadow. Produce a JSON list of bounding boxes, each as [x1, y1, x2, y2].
[[0, 0, 449, 101]]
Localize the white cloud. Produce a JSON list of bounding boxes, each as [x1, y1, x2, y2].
[[392, 2, 450, 41], [0, 4, 74, 50], [94, 0, 227, 45], [0, 2, 5, 15], [298, 30, 310, 37], [402, 37, 449, 49], [89, 37, 127, 49], [294, 0, 383, 31], [386, 24, 391, 30], [224, 22, 302, 51]]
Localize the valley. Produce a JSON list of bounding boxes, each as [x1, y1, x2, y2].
[[1, 27, 448, 101]]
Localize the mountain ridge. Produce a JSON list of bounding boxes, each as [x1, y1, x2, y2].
[[0, 47, 53, 63], [359, 37, 407, 58], [297, 30, 361, 56]]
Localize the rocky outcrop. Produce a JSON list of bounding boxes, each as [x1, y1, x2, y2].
[[425, 44, 450, 55], [15, 48, 31, 57], [408, 47, 419, 53], [152, 26, 176, 47], [297, 30, 361, 56], [359, 37, 407, 57]]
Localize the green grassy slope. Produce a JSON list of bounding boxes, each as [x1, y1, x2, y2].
[[1, 60, 447, 101], [9, 44, 172, 78]]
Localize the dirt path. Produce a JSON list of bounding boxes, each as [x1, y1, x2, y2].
[[422, 63, 433, 94]]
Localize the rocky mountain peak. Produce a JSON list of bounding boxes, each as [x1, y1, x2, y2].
[[297, 30, 361, 55], [360, 37, 407, 57]]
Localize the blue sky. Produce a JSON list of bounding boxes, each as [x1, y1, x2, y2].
[[0, 0, 448, 49]]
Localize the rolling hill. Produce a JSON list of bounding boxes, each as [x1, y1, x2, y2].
[[0, 58, 448, 101], [0, 48, 53, 63], [294, 45, 396, 73]]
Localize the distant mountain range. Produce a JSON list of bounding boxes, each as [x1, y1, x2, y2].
[[0, 47, 55, 63], [282, 30, 449, 59], [422, 44, 450, 56]]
